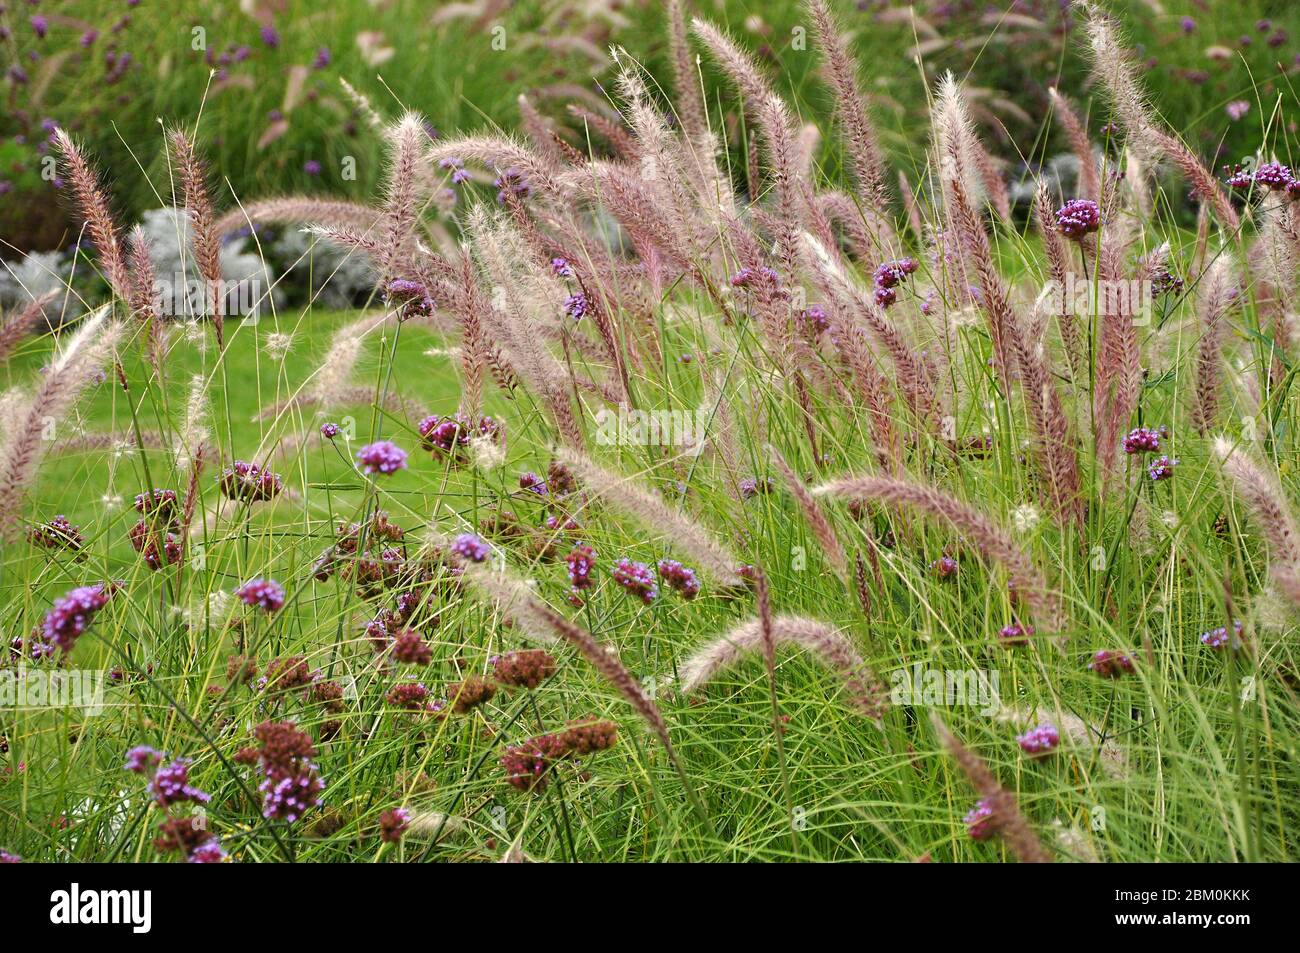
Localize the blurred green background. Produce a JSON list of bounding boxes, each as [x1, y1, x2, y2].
[[2, 0, 1297, 253]]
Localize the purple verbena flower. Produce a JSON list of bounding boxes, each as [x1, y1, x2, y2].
[[150, 758, 211, 807], [565, 544, 596, 590], [1201, 620, 1244, 650], [1122, 426, 1164, 454], [1016, 723, 1061, 757], [997, 622, 1032, 647], [1089, 649, 1134, 677], [931, 556, 958, 580], [1147, 455, 1177, 481], [320, 422, 340, 440], [260, 25, 280, 48], [1055, 199, 1101, 239], [42, 584, 114, 653], [236, 578, 286, 613], [519, 471, 548, 496], [187, 841, 227, 863], [563, 292, 588, 322], [451, 533, 490, 563], [612, 558, 658, 605], [125, 745, 163, 774], [356, 440, 408, 475], [964, 799, 996, 840], [657, 559, 701, 599], [1254, 162, 1293, 191]]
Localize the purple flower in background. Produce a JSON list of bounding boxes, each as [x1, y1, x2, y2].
[[657, 559, 701, 599], [312, 47, 331, 69], [30, 16, 48, 39], [931, 556, 958, 580], [219, 460, 283, 502], [0, 851, 20, 863], [873, 258, 917, 308], [1055, 199, 1101, 239], [1201, 620, 1245, 650], [260, 25, 280, 48], [1122, 426, 1164, 454], [563, 292, 588, 321], [494, 167, 530, 203], [1226, 100, 1250, 122], [1089, 649, 1134, 677], [320, 422, 340, 440], [125, 745, 163, 774], [519, 471, 548, 496], [612, 558, 658, 605], [150, 759, 211, 807], [81, 30, 98, 47], [997, 622, 1033, 646], [188, 841, 227, 863], [451, 533, 490, 563], [1180, 17, 1196, 33], [356, 440, 408, 475], [43, 584, 114, 653], [303, 159, 321, 176], [1016, 723, 1061, 757], [567, 544, 596, 590], [964, 799, 996, 840], [1147, 455, 1177, 481], [1254, 162, 1293, 191], [237, 578, 286, 613], [1224, 163, 1254, 189], [551, 257, 573, 278]]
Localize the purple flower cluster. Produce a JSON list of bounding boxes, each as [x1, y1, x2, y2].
[[796, 304, 831, 337], [1201, 620, 1244, 650], [356, 440, 409, 475], [236, 578, 286, 613], [501, 734, 565, 792], [519, 471, 548, 496], [563, 292, 588, 322], [1055, 199, 1101, 239], [451, 533, 491, 563], [551, 257, 573, 278], [149, 758, 211, 807], [1147, 455, 1178, 481], [187, 841, 227, 863], [964, 799, 996, 840], [379, 807, 411, 843], [124, 745, 163, 774], [1016, 723, 1061, 757], [612, 558, 658, 605], [219, 460, 283, 502], [1226, 161, 1294, 193], [657, 559, 701, 599], [249, 721, 325, 824], [566, 544, 596, 590], [418, 413, 501, 462], [385, 279, 433, 321], [28, 515, 82, 552], [320, 422, 340, 440], [1089, 649, 1134, 677], [997, 622, 1032, 647], [739, 476, 775, 500], [729, 265, 779, 289], [873, 258, 918, 307], [1123, 426, 1165, 454], [42, 583, 114, 653], [931, 556, 958, 580], [494, 167, 531, 203]]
